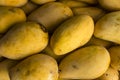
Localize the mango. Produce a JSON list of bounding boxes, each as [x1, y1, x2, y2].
[[10, 54, 58, 80], [28, 2, 73, 33], [0, 0, 28, 7], [98, 0, 120, 11], [59, 46, 110, 79], [94, 11, 120, 44], [50, 15, 94, 55], [0, 22, 48, 59], [0, 7, 26, 34]]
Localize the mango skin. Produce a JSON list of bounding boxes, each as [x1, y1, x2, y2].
[[72, 7, 105, 21], [21, 1, 38, 14], [94, 11, 120, 44], [28, 2, 73, 33], [77, 0, 97, 4], [108, 46, 120, 71], [50, 15, 94, 55], [10, 54, 58, 80], [96, 67, 119, 80], [85, 36, 112, 48], [0, 22, 48, 59], [42, 44, 65, 62], [0, 0, 28, 7], [31, 0, 56, 5], [98, 0, 120, 11], [59, 46, 110, 79], [59, 0, 88, 8], [0, 59, 18, 80], [0, 7, 26, 34]]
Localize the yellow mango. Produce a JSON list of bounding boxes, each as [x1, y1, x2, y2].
[[0, 7, 26, 34], [10, 54, 58, 80], [28, 2, 73, 33], [59, 0, 88, 8], [31, 0, 56, 5], [50, 15, 94, 55], [59, 46, 110, 79], [0, 0, 28, 7], [96, 67, 119, 80], [98, 0, 120, 11], [94, 11, 120, 44], [85, 36, 112, 48], [0, 22, 48, 59], [72, 7, 105, 21], [77, 0, 97, 4], [108, 46, 120, 71]]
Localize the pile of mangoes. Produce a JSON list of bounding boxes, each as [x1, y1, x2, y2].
[[0, 0, 120, 80]]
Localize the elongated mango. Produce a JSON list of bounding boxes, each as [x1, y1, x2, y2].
[[50, 15, 94, 55], [94, 11, 120, 44], [59, 0, 88, 8], [0, 7, 26, 34], [72, 7, 105, 21], [0, 22, 48, 59], [77, 0, 97, 4], [28, 2, 73, 33], [98, 0, 120, 11], [59, 46, 110, 79], [31, 0, 56, 5], [0, 0, 28, 7], [10, 54, 58, 80], [85, 36, 112, 48]]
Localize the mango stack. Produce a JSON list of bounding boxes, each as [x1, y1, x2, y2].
[[0, 0, 120, 80]]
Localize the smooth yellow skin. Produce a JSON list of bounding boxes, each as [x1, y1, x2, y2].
[[59, 46, 110, 79], [72, 7, 105, 21], [28, 2, 73, 33], [98, 0, 120, 11], [96, 67, 119, 80], [0, 7, 26, 34], [31, 0, 55, 5], [42, 44, 65, 62], [10, 54, 58, 80], [0, 22, 48, 59], [85, 36, 112, 48], [108, 46, 120, 71], [94, 11, 120, 44], [59, 0, 88, 8], [50, 15, 94, 55], [77, 0, 97, 4], [0, 0, 28, 7], [0, 59, 18, 80], [58, 79, 92, 80], [21, 1, 38, 14]]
